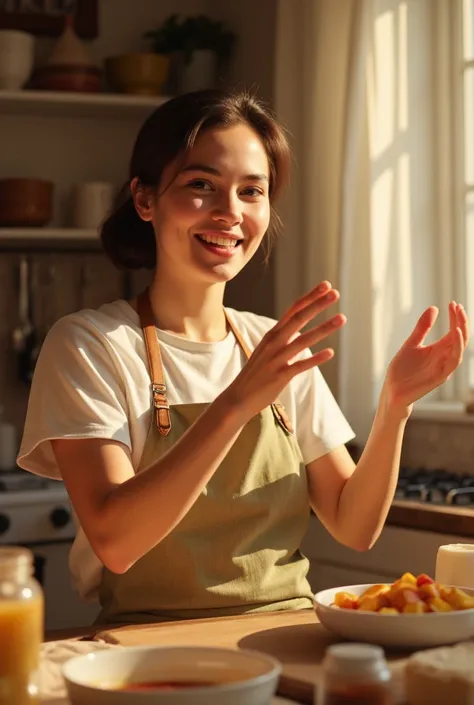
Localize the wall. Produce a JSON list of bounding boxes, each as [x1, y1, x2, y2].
[[209, 0, 278, 317], [1, 0, 280, 438]]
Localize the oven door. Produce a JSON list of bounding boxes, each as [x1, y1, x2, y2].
[[29, 540, 100, 631]]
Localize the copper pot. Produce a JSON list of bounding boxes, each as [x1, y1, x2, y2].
[[0, 178, 54, 227]]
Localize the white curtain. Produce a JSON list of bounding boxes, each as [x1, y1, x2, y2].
[[274, 0, 440, 441]]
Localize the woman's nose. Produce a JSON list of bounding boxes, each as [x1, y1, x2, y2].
[[211, 193, 243, 225]]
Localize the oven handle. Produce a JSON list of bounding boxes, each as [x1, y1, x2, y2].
[[33, 553, 46, 586]]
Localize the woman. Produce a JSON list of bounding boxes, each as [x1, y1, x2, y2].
[[18, 90, 468, 624]]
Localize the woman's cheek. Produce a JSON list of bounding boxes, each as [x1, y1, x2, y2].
[[249, 201, 271, 235]]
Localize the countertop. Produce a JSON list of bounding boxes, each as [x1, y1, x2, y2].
[[388, 498, 474, 537]]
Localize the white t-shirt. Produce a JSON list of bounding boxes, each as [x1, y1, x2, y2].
[[18, 299, 355, 600]]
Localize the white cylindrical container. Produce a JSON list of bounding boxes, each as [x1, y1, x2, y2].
[[435, 543, 474, 589], [71, 182, 114, 229], [0, 30, 34, 90], [180, 49, 216, 93]]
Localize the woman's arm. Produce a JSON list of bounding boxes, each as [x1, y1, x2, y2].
[[53, 282, 344, 574], [307, 302, 468, 551], [306, 402, 406, 551], [52, 393, 246, 574]]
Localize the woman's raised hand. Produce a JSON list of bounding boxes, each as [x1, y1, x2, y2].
[[223, 281, 346, 421]]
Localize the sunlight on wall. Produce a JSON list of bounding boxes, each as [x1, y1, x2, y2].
[[367, 0, 434, 401]]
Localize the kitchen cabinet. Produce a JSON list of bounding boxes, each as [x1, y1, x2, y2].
[[302, 513, 472, 592], [0, 89, 168, 244]]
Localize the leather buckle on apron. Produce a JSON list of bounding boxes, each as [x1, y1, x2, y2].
[[152, 383, 171, 436], [272, 401, 294, 435]]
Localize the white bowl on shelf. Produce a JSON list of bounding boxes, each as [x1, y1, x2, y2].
[[62, 644, 281, 705], [314, 583, 474, 649]]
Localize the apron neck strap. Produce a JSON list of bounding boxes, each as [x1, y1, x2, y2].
[[137, 290, 171, 437], [136, 289, 294, 436]]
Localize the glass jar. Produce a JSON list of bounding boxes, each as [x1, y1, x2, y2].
[[317, 643, 393, 705], [0, 547, 44, 705]]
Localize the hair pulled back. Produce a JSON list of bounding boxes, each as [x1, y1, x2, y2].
[[100, 89, 291, 269]]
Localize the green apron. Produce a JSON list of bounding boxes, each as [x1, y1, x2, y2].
[[97, 291, 313, 623]]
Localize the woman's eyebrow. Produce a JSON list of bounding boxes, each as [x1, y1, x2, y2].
[[180, 163, 268, 181]]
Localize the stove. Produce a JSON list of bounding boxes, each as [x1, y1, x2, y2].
[[0, 469, 73, 544], [0, 468, 99, 630], [396, 468, 474, 506]]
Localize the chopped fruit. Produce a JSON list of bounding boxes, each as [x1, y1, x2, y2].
[[378, 607, 399, 615], [426, 597, 453, 612], [358, 592, 390, 612], [390, 587, 423, 612], [400, 572, 417, 585], [418, 582, 440, 600], [403, 602, 429, 614], [329, 572, 474, 614], [359, 584, 390, 600], [333, 591, 358, 609], [416, 573, 435, 587], [442, 587, 474, 610]]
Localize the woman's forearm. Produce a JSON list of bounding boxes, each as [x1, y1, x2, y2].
[[335, 392, 409, 550], [98, 394, 249, 572]]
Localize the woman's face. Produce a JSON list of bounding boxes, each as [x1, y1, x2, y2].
[[136, 123, 271, 285]]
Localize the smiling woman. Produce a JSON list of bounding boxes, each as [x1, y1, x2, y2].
[[16, 89, 469, 627]]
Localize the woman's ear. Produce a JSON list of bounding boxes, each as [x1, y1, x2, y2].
[[130, 177, 154, 222]]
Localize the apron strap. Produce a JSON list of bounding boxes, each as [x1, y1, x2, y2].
[[224, 310, 294, 436], [137, 290, 172, 437], [136, 290, 294, 437]]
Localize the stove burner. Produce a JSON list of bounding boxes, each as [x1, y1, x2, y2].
[[396, 468, 474, 506]]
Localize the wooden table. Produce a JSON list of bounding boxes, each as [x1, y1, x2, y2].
[[44, 609, 408, 704]]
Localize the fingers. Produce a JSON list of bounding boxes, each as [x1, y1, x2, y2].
[[444, 327, 464, 377], [275, 287, 341, 343], [456, 303, 469, 349], [289, 348, 335, 376], [449, 301, 457, 334], [404, 306, 438, 348], [282, 313, 347, 363], [279, 281, 332, 326]]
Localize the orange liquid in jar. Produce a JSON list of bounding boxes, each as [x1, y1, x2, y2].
[[0, 595, 43, 705]]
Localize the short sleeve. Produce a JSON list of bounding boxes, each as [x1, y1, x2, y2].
[[290, 349, 355, 465], [17, 315, 131, 480]]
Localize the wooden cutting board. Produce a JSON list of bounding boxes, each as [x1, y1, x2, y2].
[[95, 610, 409, 704]]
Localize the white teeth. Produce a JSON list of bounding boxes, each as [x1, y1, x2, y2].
[[198, 234, 240, 247]]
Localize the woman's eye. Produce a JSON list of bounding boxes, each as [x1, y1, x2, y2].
[[187, 179, 213, 191], [241, 187, 264, 197]]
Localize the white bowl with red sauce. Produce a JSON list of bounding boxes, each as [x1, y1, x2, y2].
[[62, 645, 282, 704]]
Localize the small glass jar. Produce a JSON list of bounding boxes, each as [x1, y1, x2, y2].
[[0, 547, 44, 705], [316, 643, 393, 705]]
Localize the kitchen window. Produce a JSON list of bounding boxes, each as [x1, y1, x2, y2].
[[461, 0, 474, 395], [417, 0, 474, 410]]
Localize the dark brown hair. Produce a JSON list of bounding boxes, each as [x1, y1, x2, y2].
[[100, 89, 291, 270]]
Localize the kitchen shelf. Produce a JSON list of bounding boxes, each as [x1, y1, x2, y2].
[[0, 227, 97, 239], [0, 89, 170, 119], [0, 227, 101, 252]]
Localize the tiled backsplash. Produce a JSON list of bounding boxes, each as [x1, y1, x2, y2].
[[401, 416, 474, 475]]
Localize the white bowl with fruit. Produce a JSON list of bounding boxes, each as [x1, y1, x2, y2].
[[313, 572, 474, 648]]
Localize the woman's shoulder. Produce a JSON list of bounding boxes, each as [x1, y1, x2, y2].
[[49, 299, 141, 345]]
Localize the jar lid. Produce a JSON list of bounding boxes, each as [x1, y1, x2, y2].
[[0, 546, 33, 582], [324, 643, 387, 676]]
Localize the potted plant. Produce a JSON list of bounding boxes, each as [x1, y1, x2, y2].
[[145, 14, 237, 93]]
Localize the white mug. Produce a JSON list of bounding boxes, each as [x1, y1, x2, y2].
[[435, 543, 474, 589], [72, 182, 114, 230]]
